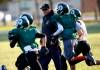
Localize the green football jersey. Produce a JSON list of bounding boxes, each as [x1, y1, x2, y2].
[[11, 26, 38, 52], [60, 14, 77, 40], [50, 14, 62, 23]]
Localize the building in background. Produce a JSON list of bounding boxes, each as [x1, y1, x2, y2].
[[0, 0, 99, 26]]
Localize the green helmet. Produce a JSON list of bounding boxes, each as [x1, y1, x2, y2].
[[16, 16, 29, 28], [57, 3, 69, 15], [70, 9, 81, 18], [20, 13, 33, 25]]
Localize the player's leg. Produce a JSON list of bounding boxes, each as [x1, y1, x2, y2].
[[75, 40, 100, 66], [85, 52, 100, 66], [68, 40, 87, 65], [79, 41, 96, 66], [68, 55, 86, 65], [95, 60, 100, 65], [51, 46, 62, 70], [61, 55, 67, 70], [15, 53, 28, 70], [1, 65, 7, 70], [74, 41, 82, 56], [53, 41, 67, 70], [26, 51, 42, 70], [79, 41, 91, 56], [39, 47, 51, 70], [64, 39, 85, 70], [63, 40, 76, 70]]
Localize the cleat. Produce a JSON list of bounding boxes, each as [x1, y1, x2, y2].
[[85, 52, 96, 66], [1, 65, 7, 70]]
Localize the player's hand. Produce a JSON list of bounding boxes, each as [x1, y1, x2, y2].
[[8, 31, 14, 40], [50, 35, 58, 45], [8, 31, 16, 40], [50, 34, 55, 40]]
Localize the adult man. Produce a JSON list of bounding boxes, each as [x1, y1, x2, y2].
[[39, 3, 63, 70], [8, 13, 48, 70]]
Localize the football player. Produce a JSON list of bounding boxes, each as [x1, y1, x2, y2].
[[70, 8, 100, 66], [56, 2, 86, 70], [8, 13, 48, 70]]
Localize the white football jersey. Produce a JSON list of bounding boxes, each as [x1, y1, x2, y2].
[[76, 20, 88, 41]]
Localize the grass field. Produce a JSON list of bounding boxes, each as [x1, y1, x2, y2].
[[0, 22, 100, 70]]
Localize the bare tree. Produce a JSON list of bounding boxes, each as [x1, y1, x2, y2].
[[34, 0, 40, 26], [0, 0, 12, 4], [48, 0, 53, 8], [97, 0, 100, 16]]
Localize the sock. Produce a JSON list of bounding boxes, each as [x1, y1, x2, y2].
[[95, 60, 100, 65], [69, 56, 86, 65]]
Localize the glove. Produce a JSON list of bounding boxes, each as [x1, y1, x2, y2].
[[39, 47, 49, 56], [50, 35, 58, 45], [51, 34, 55, 39], [8, 30, 18, 48], [8, 31, 16, 40], [1, 65, 7, 70]]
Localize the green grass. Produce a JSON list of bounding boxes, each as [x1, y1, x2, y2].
[[0, 42, 21, 70], [0, 33, 100, 70], [86, 23, 100, 34]]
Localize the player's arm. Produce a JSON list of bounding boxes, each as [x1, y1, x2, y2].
[[51, 15, 64, 36], [53, 22, 64, 36], [77, 28, 83, 38], [35, 33, 47, 47], [35, 33, 49, 55], [76, 22, 83, 38], [8, 30, 18, 48]]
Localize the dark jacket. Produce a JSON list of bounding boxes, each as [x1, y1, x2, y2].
[[41, 10, 59, 46]]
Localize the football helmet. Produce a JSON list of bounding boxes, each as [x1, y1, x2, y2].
[[57, 3, 69, 15], [70, 9, 82, 18], [16, 16, 29, 28], [20, 13, 33, 25]]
